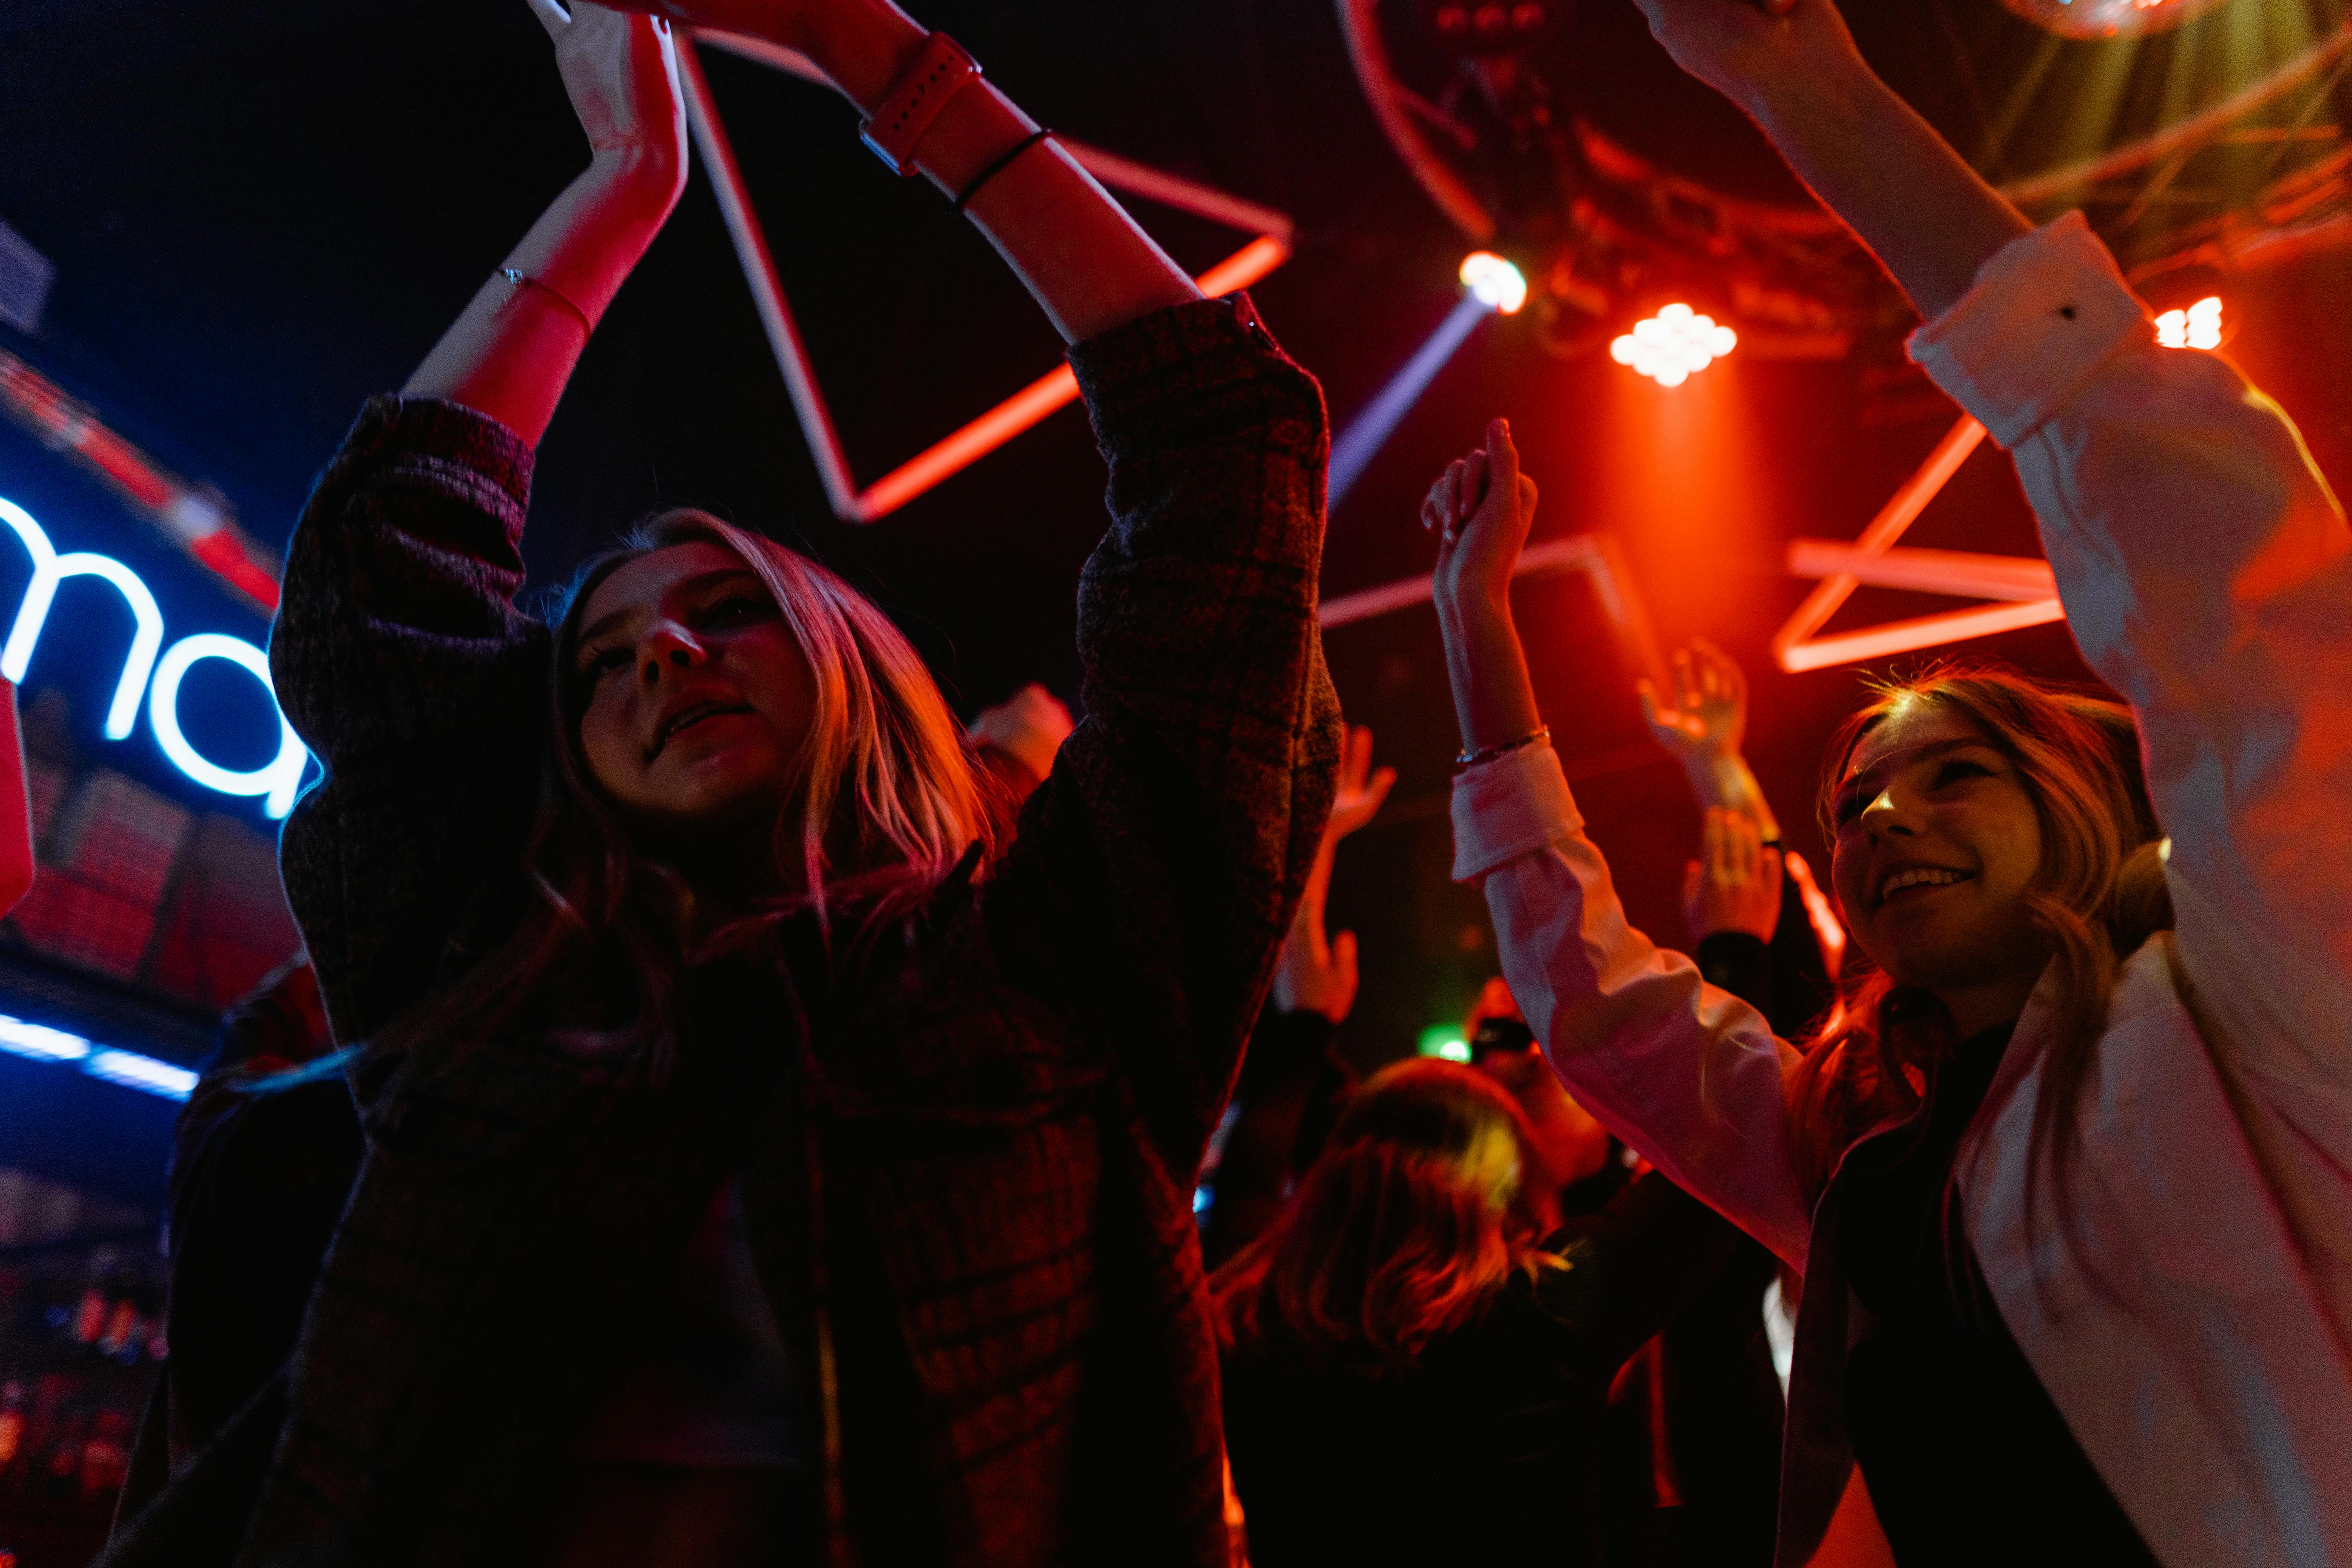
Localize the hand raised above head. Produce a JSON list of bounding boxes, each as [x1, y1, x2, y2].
[[526, 0, 689, 199], [1325, 725, 1397, 846], [1684, 806, 1783, 944], [1638, 640, 1748, 764], [969, 683, 1075, 782], [604, 0, 817, 50], [1426, 418, 1539, 625], [1626, 0, 1863, 117]]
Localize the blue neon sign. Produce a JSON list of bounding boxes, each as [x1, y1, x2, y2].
[[0, 496, 308, 818]]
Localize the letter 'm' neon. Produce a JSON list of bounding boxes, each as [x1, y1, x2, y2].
[[0, 499, 164, 739]]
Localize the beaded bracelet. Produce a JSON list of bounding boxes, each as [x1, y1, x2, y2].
[[1454, 725, 1551, 771]]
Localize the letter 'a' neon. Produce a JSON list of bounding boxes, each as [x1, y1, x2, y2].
[[147, 634, 307, 818]]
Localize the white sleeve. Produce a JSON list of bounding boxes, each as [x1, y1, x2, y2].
[[1453, 745, 1813, 1270], [1911, 212, 2352, 1110]]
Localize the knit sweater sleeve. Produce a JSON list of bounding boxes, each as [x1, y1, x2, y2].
[[986, 294, 1343, 1174], [269, 395, 550, 1047]]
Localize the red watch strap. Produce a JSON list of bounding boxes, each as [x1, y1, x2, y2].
[[858, 33, 982, 177]]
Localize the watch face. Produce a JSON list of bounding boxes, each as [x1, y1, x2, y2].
[[1994, 0, 2232, 39]]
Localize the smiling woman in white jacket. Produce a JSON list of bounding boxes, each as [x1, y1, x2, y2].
[[1421, 4, 2352, 1566]]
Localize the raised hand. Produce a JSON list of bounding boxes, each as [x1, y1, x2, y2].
[[1424, 419, 1546, 760], [617, 0, 829, 56], [1326, 724, 1397, 846], [1682, 806, 1784, 944], [1638, 640, 1747, 766], [528, 0, 690, 184], [969, 682, 1075, 783], [1271, 895, 1359, 1025], [1272, 726, 1391, 1025], [1625, 0, 1857, 118], [1426, 418, 1539, 623], [1639, 640, 1781, 841]]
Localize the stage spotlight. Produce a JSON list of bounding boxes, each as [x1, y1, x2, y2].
[[1996, 0, 2229, 40], [1609, 303, 1737, 388], [1459, 251, 1528, 314], [2155, 296, 2222, 351]]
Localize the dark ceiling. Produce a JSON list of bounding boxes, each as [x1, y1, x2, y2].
[[6, 0, 2351, 1059]]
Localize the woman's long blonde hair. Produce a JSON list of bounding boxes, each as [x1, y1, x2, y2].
[[396, 509, 997, 1068], [1784, 663, 2171, 1219], [1214, 1059, 1564, 1374]]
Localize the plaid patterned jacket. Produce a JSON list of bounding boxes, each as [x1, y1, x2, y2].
[[101, 295, 1339, 1568]]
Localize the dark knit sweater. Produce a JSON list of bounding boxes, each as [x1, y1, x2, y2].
[[102, 294, 1339, 1568]]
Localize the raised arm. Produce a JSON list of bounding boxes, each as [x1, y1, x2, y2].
[[1638, 0, 2352, 1087], [274, 5, 689, 1044], [1271, 726, 1396, 1026], [1628, 0, 2025, 325], [405, 2, 688, 442], [1430, 423, 1813, 1268], [1640, 641, 1780, 844], [628, 0, 1198, 341]]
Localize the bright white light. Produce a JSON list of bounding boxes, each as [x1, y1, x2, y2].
[[1610, 303, 1738, 387], [0, 495, 314, 815], [0, 1014, 91, 1062], [84, 1050, 197, 1100], [1459, 251, 1528, 315], [148, 633, 309, 819], [2156, 296, 2223, 351], [0, 1011, 196, 1100], [0, 499, 165, 740]]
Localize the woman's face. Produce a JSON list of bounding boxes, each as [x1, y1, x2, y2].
[[1829, 698, 2048, 1006], [573, 541, 817, 829]]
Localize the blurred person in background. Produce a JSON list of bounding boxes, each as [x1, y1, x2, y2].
[[1214, 1055, 1743, 1568], [1199, 727, 1393, 1269]]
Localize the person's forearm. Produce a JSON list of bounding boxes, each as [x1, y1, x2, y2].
[[787, 2, 1199, 343], [1742, 62, 2029, 323], [1438, 601, 1543, 755], [404, 151, 679, 444], [1682, 750, 1780, 842]]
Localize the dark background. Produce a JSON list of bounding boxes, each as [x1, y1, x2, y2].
[[5, 0, 2350, 1065]]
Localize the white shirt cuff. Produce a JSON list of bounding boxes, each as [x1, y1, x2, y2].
[[1450, 743, 1582, 882], [1906, 211, 2150, 450]]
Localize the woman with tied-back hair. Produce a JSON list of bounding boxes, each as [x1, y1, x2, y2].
[[101, 0, 1338, 1564], [1425, 2, 2352, 1565]]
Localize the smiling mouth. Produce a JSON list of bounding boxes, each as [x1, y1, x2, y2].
[[1878, 867, 1972, 906], [647, 701, 753, 761]]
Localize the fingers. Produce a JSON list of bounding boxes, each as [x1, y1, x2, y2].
[[525, 0, 573, 34], [1672, 646, 1695, 713], [1331, 930, 1359, 992], [1484, 417, 1518, 513], [1359, 765, 1397, 818], [1461, 449, 1489, 520], [1339, 724, 1372, 794], [1636, 679, 1662, 731], [1515, 473, 1538, 527], [1690, 637, 1743, 709]]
